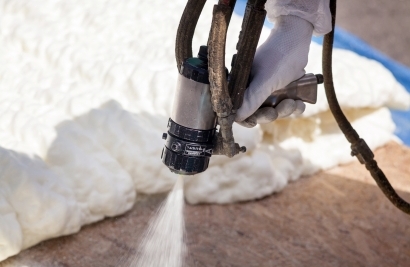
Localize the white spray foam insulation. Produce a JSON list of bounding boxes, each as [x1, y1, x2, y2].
[[0, 0, 409, 261]]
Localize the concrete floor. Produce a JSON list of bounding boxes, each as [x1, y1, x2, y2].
[[337, 0, 410, 67]]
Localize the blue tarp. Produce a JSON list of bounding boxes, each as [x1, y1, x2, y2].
[[234, 1, 410, 145]]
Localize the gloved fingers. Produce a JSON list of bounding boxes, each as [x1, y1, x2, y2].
[[235, 86, 272, 123], [293, 100, 306, 115], [276, 99, 296, 118], [236, 114, 257, 128], [237, 100, 305, 127], [254, 107, 278, 124]]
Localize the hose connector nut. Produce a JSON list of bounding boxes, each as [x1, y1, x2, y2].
[[351, 138, 374, 165]]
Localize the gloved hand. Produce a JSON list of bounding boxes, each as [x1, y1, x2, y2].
[[235, 14, 313, 128]]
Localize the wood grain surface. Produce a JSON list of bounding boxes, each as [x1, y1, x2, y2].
[[1, 142, 410, 267]]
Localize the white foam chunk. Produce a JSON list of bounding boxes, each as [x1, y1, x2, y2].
[[262, 107, 397, 175], [0, 194, 22, 258]]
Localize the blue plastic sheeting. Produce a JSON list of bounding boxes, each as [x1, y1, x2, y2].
[[233, 1, 410, 145]]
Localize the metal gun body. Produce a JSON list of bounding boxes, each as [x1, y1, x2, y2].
[[262, 73, 322, 108]]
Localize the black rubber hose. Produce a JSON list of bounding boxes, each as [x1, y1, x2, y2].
[[175, 0, 207, 70], [323, 0, 410, 214]]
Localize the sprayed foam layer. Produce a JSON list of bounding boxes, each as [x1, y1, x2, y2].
[[0, 0, 409, 262]]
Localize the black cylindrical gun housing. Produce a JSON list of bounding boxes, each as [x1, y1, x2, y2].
[[161, 46, 217, 175]]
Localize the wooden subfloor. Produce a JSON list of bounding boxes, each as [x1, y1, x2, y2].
[[1, 142, 410, 267]]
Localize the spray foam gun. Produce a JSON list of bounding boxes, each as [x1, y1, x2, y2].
[[160, 0, 322, 175], [160, 0, 410, 216]]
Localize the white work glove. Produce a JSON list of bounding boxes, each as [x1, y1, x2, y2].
[[235, 14, 313, 128], [235, 0, 331, 128]]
